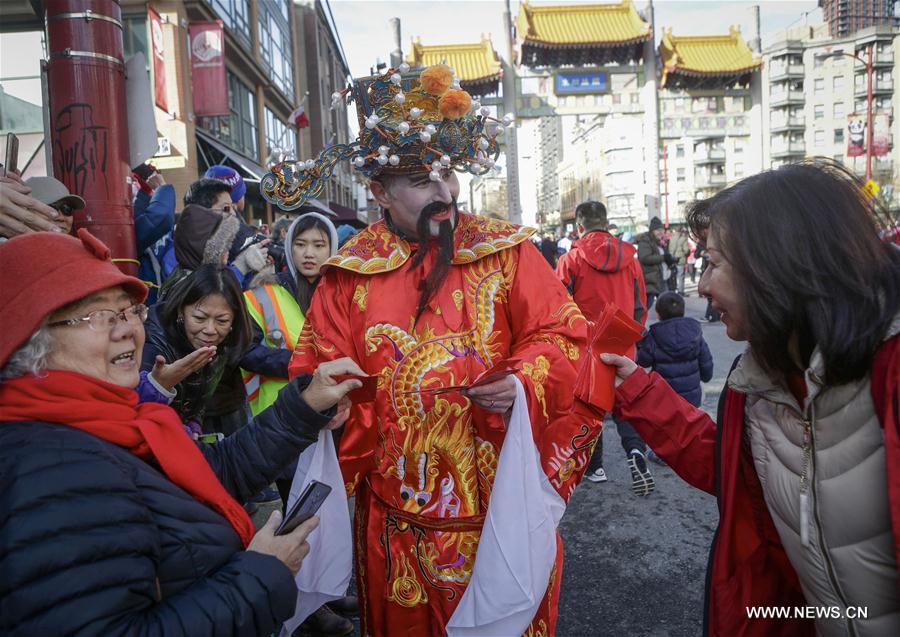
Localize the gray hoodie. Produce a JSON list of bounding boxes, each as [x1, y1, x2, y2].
[[284, 210, 339, 285]]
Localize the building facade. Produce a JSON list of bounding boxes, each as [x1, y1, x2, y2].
[[819, 0, 898, 38], [0, 0, 356, 226], [762, 23, 899, 204]]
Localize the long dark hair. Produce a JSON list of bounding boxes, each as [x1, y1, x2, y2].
[[160, 264, 251, 363], [290, 215, 334, 314], [687, 159, 900, 385]]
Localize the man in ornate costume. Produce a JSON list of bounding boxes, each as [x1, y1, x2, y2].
[[263, 62, 602, 637]]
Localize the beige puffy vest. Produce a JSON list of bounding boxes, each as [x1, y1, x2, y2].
[[729, 317, 900, 637]]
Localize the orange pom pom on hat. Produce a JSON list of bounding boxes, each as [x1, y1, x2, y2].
[[439, 90, 473, 119], [419, 63, 454, 95], [0, 228, 148, 368]]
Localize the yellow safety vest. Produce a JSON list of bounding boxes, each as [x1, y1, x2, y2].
[[241, 283, 305, 415]]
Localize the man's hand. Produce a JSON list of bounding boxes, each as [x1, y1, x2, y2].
[[150, 347, 217, 391], [247, 511, 319, 575], [0, 178, 61, 236], [301, 357, 366, 413], [464, 375, 517, 413], [146, 172, 166, 190], [599, 353, 638, 388]]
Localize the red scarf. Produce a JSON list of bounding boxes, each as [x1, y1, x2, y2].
[[0, 370, 255, 547]]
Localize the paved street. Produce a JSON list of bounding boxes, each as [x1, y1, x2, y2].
[[278, 289, 748, 637]]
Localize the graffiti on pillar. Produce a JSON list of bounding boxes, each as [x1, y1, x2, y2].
[[53, 103, 110, 198]]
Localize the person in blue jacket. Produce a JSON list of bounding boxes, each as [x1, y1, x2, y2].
[[133, 168, 176, 305], [636, 291, 714, 408]]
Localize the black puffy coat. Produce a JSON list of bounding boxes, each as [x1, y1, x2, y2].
[[635, 232, 665, 296], [0, 377, 330, 636], [636, 317, 714, 406]]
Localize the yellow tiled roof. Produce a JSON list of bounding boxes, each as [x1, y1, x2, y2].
[[407, 36, 501, 83], [659, 26, 762, 84], [516, 0, 651, 47]]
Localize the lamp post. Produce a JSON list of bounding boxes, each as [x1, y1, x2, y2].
[[816, 45, 874, 180]]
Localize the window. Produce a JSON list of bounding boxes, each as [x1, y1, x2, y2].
[[814, 78, 825, 94], [198, 71, 258, 159], [814, 104, 825, 119], [834, 128, 844, 143], [208, 0, 252, 48], [814, 54, 824, 68], [676, 191, 687, 204], [265, 108, 296, 160], [122, 14, 149, 67], [734, 162, 744, 177], [676, 167, 685, 182], [833, 75, 844, 90], [630, 92, 640, 104], [833, 102, 845, 119], [259, 0, 293, 98], [676, 144, 684, 158], [814, 129, 825, 146]]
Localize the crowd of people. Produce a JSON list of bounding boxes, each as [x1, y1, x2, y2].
[[1, 60, 899, 637]]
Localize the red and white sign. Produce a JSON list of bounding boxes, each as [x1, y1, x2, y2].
[[148, 7, 168, 113], [188, 21, 228, 117], [847, 112, 866, 157], [872, 113, 891, 157]]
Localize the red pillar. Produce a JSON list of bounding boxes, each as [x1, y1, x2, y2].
[[45, 0, 137, 275]]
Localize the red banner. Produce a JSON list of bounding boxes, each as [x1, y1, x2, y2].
[[188, 21, 228, 117], [872, 113, 890, 157], [149, 7, 168, 113]]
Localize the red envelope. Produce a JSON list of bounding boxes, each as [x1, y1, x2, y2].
[[574, 303, 644, 414], [332, 373, 378, 403]]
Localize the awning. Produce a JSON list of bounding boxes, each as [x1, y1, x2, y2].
[[328, 200, 368, 228], [195, 129, 266, 182]]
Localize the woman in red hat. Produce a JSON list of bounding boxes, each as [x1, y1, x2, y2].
[[0, 229, 365, 635]]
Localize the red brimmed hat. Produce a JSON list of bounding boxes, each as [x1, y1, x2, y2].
[[0, 229, 148, 368]]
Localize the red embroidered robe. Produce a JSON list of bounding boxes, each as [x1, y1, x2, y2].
[[289, 213, 601, 637]]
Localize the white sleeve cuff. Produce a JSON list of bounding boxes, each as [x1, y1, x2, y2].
[[148, 372, 177, 403]]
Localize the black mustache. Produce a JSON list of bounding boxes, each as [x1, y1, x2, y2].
[[420, 200, 453, 219]]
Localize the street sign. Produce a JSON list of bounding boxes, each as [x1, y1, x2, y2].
[[150, 155, 186, 170], [554, 70, 608, 95]]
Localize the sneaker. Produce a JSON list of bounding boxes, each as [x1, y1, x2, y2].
[[586, 467, 608, 483], [627, 450, 655, 497]]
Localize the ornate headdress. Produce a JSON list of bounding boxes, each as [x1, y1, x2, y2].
[[261, 63, 514, 211]]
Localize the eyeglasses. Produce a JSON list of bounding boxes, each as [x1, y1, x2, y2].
[[211, 204, 234, 215], [53, 203, 76, 216], [48, 304, 149, 332]]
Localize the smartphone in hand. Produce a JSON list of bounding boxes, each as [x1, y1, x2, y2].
[[275, 479, 332, 536], [4, 133, 19, 176]]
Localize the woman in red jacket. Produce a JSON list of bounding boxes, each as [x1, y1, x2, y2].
[[602, 160, 900, 637]]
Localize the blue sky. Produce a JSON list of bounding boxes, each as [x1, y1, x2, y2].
[[329, 0, 822, 77]]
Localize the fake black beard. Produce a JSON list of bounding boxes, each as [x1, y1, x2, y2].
[[412, 200, 457, 323]]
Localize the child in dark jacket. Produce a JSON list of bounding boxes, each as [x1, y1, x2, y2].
[[637, 292, 713, 407]]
